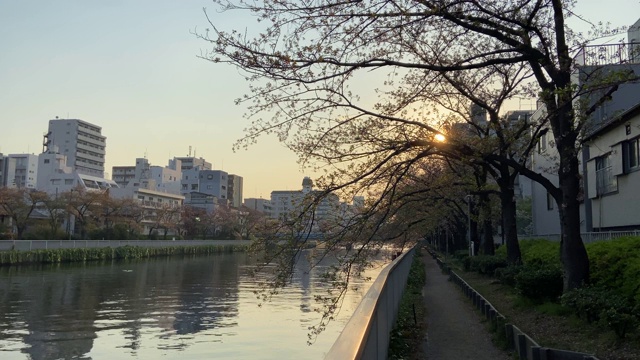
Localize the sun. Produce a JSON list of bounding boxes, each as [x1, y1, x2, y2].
[[434, 134, 446, 142]]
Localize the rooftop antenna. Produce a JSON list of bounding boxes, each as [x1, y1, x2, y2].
[[188, 146, 192, 157]]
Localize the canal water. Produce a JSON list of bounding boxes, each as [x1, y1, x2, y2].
[[0, 251, 385, 359]]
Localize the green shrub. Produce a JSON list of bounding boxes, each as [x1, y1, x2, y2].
[[561, 285, 639, 338], [586, 237, 640, 304], [519, 239, 560, 266], [494, 265, 521, 287], [454, 250, 469, 260], [468, 255, 508, 275], [515, 265, 563, 302]]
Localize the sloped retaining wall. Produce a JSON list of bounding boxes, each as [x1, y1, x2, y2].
[[428, 249, 599, 360]]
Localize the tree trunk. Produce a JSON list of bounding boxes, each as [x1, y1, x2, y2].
[[498, 176, 521, 264], [557, 145, 590, 290], [479, 193, 495, 255]]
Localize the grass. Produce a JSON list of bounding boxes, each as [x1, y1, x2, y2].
[[388, 250, 427, 360]]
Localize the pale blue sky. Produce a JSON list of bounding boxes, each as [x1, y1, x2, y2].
[[1, 1, 638, 198]]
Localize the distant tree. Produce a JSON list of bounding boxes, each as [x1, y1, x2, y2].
[[64, 187, 108, 239], [0, 187, 48, 240], [40, 193, 67, 239]]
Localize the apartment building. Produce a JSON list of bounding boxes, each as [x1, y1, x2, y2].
[[44, 119, 106, 177], [1, 154, 39, 189], [173, 156, 212, 171], [227, 174, 244, 208], [37, 147, 118, 195], [112, 158, 181, 194], [244, 198, 272, 217]]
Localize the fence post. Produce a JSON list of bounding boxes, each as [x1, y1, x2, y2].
[[518, 334, 527, 360]]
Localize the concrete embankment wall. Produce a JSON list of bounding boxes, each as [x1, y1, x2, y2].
[[325, 246, 415, 360]]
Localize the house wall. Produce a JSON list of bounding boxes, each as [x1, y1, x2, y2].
[[585, 110, 640, 230]]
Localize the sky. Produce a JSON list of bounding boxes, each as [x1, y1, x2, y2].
[[1, 1, 639, 199]]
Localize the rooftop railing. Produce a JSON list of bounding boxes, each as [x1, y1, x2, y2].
[[575, 42, 640, 66]]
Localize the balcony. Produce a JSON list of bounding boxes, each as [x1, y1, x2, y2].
[[575, 42, 640, 66]]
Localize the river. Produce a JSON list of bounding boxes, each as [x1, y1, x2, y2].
[[0, 250, 385, 359]]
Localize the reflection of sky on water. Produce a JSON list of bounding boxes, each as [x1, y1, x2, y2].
[[0, 251, 385, 359]]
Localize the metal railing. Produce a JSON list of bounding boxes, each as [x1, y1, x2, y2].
[[521, 230, 640, 244], [0, 239, 251, 251], [325, 246, 415, 360], [575, 42, 640, 66]]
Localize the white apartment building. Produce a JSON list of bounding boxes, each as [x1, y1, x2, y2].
[[44, 118, 106, 177], [244, 198, 272, 216], [270, 177, 340, 222], [110, 185, 184, 236], [1, 154, 38, 189], [36, 147, 118, 195], [173, 156, 212, 171], [112, 158, 182, 194]]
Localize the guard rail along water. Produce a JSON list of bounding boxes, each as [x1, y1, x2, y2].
[[0, 239, 251, 251], [428, 248, 600, 360], [325, 246, 416, 360]]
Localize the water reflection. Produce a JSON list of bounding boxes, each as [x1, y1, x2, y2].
[[0, 251, 383, 359]]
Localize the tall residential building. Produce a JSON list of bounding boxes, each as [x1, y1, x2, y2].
[[227, 174, 244, 208], [44, 119, 106, 177], [1, 154, 39, 188]]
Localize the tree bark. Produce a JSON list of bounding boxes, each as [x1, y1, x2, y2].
[[557, 140, 590, 290], [479, 192, 495, 255], [498, 178, 521, 264]]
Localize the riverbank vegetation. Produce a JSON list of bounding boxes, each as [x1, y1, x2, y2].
[[388, 250, 427, 359], [0, 244, 247, 266], [443, 237, 640, 360]]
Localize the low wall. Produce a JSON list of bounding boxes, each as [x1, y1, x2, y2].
[[324, 247, 415, 360], [429, 249, 600, 360]]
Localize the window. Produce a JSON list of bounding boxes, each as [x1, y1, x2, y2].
[[623, 137, 640, 173], [537, 132, 547, 153], [182, 184, 188, 190], [44, 159, 50, 164], [546, 192, 554, 210], [138, 195, 145, 200], [595, 154, 617, 195], [207, 185, 213, 189], [191, 184, 198, 190]]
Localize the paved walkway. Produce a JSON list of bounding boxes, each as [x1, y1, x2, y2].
[[421, 255, 511, 360]]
